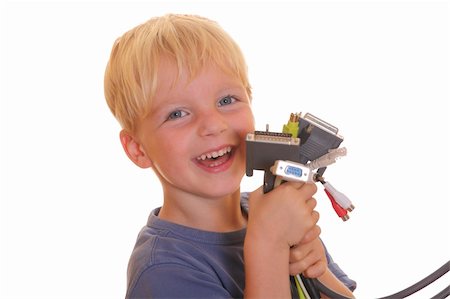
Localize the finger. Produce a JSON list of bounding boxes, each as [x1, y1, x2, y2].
[[303, 260, 327, 278], [288, 250, 315, 275], [285, 181, 317, 193], [250, 185, 264, 197], [311, 210, 320, 224], [289, 258, 308, 276], [289, 243, 324, 276], [282, 181, 305, 190], [306, 197, 317, 210], [300, 225, 321, 244], [289, 242, 311, 264], [247, 186, 264, 206], [301, 182, 318, 193], [298, 183, 318, 204]]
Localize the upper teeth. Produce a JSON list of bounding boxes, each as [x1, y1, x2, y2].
[[197, 146, 232, 160]]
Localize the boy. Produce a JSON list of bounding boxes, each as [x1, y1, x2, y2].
[[104, 14, 355, 298]]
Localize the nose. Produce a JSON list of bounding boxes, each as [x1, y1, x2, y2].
[[197, 110, 228, 137]]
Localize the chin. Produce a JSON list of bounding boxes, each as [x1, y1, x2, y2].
[[198, 180, 241, 199]]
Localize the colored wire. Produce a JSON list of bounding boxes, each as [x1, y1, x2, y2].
[[294, 275, 307, 299], [300, 275, 321, 299]]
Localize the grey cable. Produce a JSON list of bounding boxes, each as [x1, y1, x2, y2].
[[377, 260, 449, 299], [430, 285, 450, 299]]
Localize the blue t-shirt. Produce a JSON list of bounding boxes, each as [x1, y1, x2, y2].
[[126, 193, 356, 298]]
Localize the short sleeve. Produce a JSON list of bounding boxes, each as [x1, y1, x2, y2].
[[126, 264, 234, 299]]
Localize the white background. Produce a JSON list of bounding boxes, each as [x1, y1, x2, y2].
[[1, 1, 449, 298]]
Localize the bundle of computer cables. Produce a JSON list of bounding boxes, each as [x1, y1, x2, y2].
[[292, 260, 449, 299]]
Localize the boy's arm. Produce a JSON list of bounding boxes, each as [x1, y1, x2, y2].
[[244, 230, 291, 297], [243, 182, 319, 298]]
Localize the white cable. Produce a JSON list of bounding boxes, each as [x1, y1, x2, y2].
[[296, 274, 311, 299], [307, 147, 347, 170]]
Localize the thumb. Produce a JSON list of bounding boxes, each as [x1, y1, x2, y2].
[[252, 185, 265, 194], [250, 185, 264, 196], [247, 185, 265, 205]]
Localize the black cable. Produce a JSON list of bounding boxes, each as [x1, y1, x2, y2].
[[310, 261, 449, 299], [377, 260, 450, 299], [301, 275, 321, 299], [290, 276, 300, 299], [430, 285, 450, 299]]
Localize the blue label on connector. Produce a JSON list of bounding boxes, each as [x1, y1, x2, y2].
[[285, 166, 303, 177]]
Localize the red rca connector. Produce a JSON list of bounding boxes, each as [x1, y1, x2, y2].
[[315, 175, 354, 221], [322, 181, 354, 212], [324, 189, 349, 221]]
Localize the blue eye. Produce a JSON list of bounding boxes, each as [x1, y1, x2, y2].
[[167, 110, 187, 120], [218, 95, 236, 106]]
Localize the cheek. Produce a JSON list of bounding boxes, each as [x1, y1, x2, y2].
[[235, 109, 255, 136], [232, 109, 254, 158], [145, 128, 187, 163], [148, 137, 191, 182], [151, 137, 186, 160]]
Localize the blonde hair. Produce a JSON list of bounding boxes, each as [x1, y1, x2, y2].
[[104, 14, 252, 132]]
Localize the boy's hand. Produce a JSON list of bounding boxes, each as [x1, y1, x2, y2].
[[246, 181, 319, 250], [244, 182, 319, 297], [288, 226, 327, 278]]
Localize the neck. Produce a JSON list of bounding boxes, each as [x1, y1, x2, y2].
[[158, 188, 246, 232]]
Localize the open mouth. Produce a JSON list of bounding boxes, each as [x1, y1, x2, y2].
[[196, 146, 233, 168]]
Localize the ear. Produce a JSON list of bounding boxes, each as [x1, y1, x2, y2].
[[119, 130, 153, 169]]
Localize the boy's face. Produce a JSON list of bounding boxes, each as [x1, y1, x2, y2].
[[127, 60, 254, 200]]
